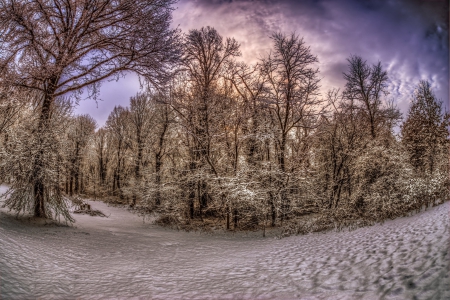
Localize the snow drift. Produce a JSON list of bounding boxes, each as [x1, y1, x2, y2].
[[1, 187, 448, 299]]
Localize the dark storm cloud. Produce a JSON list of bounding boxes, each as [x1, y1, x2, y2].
[[173, 0, 448, 114], [76, 0, 448, 126]]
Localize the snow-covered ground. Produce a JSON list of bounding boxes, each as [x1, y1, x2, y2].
[[0, 186, 449, 299]]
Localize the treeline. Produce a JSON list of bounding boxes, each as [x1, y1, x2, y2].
[[1, 27, 449, 231]]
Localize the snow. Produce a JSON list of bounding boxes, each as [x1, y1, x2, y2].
[[0, 185, 449, 299]]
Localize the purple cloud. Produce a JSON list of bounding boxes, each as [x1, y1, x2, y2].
[[75, 0, 449, 126]]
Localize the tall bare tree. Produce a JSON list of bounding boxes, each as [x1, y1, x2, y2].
[[315, 89, 367, 210], [343, 55, 400, 139], [261, 32, 322, 220], [180, 26, 240, 216], [0, 0, 180, 218], [106, 106, 131, 200], [66, 114, 96, 196], [227, 62, 267, 165], [151, 96, 173, 206], [93, 128, 110, 187], [128, 92, 154, 206]]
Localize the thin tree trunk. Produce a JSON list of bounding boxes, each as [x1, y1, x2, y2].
[[279, 135, 290, 221], [155, 117, 168, 206], [270, 193, 276, 227], [75, 161, 80, 194], [189, 187, 195, 219], [188, 161, 196, 219], [65, 174, 69, 194], [132, 134, 143, 207], [226, 206, 230, 230], [80, 172, 84, 194], [69, 175, 74, 197], [155, 158, 162, 206], [267, 142, 276, 227]]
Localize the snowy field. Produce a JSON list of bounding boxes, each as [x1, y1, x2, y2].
[[0, 186, 449, 299]]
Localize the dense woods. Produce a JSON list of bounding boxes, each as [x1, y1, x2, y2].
[[0, 1, 448, 234]]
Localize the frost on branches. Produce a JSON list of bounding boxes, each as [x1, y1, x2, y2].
[[0, 5, 447, 231], [0, 97, 74, 222]]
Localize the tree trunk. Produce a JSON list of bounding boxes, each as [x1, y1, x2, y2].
[[65, 174, 69, 194], [69, 175, 74, 196], [80, 172, 84, 194], [198, 94, 210, 213], [278, 135, 289, 221], [112, 170, 117, 193], [188, 161, 196, 219], [33, 179, 45, 218], [74, 162, 80, 194], [155, 114, 169, 206], [199, 180, 208, 216], [131, 134, 143, 207], [370, 119, 376, 139], [197, 181, 202, 218], [33, 88, 55, 218], [117, 165, 122, 199], [226, 208, 230, 230], [269, 191, 276, 227], [188, 188, 195, 219], [278, 136, 286, 173], [155, 156, 162, 206], [99, 150, 106, 185], [267, 143, 276, 227]]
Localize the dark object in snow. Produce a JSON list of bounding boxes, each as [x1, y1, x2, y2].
[[71, 196, 107, 217], [73, 209, 107, 217], [80, 203, 91, 210]]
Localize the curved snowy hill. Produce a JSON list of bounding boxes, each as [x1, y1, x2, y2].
[[0, 188, 449, 299]]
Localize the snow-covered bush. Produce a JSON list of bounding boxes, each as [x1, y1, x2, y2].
[[350, 142, 412, 220], [349, 141, 448, 221], [403, 171, 449, 208]]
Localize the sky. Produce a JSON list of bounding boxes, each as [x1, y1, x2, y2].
[[74, 0, 449, 128]]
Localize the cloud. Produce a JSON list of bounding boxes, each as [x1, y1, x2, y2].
[[76, 0, 448, 126], [172, 0, 449, 114]]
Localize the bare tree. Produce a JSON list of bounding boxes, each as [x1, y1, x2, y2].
[[66, 114, 96, 196], [94, 128, 110, 187], [226, 62, 267, 165], [261, 32, 322, 220], [0, 0, 180, 218], [128, 92, 155, 206], [85, 127, 111, 200], [314, 89, 367, 210], [343, 55, 400, 139], [224, 62, 270, 227], [106, 106, 132, 200], [151, 95, 174, 206], [180, 26, 240, 217]]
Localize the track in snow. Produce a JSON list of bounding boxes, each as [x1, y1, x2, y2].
[[0, 187, 449, 299]]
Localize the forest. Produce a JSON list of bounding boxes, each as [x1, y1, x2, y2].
[[0, 0, 448, 235]]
